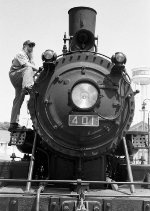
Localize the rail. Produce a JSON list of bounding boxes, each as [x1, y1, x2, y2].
[[0, 178, 150, 185], [0, 179, 150, 198], [1, 178, 150, 185]]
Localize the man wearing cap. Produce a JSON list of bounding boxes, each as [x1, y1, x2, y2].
[[8, 40, 39, 131]]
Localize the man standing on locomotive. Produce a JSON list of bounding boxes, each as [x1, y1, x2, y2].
[[8, 40, 39, 131]]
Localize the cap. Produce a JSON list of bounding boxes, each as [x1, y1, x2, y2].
[[23, 40, 35, 47]]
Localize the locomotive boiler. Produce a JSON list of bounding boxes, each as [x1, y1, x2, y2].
[[1, 6, 150, 211]]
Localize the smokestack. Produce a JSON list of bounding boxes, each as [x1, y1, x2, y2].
[[68, 7, 97, 51], [68, 7, 97, 37]]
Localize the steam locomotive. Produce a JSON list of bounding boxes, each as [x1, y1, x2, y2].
[[1, 6, 150, 211]]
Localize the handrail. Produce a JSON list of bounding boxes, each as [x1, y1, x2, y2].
[[0, 179, 150, 198], [1, 191, 150, 198], [0, 178, 150, 185], [36, 185, 45, 211]]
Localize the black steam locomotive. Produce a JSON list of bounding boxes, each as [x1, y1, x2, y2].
[[1, 6, 150, 211], [27, 6, 135, 181]]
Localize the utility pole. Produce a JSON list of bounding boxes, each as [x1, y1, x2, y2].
[[142, 99, 150, 164], [142, 101, 146, 131]]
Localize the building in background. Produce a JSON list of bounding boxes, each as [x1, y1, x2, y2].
[[130, 67, 150, 164], [131, 67, 150, 128]]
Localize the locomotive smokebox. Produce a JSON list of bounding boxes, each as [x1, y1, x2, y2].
[[68, 7, 97, 51]]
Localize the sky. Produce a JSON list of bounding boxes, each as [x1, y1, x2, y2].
[[0, 0, 150, 123]]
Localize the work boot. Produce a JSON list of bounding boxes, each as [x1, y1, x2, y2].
[[8, 123, 25, 132]]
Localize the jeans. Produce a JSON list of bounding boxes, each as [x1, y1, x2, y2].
[[9, 66, 34, 123]]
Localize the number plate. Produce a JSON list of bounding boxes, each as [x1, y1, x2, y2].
[[69, 115, 99, 126]]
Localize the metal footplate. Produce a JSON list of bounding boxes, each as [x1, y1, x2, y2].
[[0, 193, 150, 210], [50, 197, 148, 211], [62, 200, 102, 211]]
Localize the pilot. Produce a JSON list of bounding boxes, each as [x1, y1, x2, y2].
[[8, 40, 39, 131]]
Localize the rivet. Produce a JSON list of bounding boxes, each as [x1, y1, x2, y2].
[[54, 125, 57, 129], [64, 205, 69, 211], [94, 206, 100, 211], [81, 66, 86, 74], [11, 200, 17, 204], [63, 79, 70, 85], [52, 202, 57, 206], [100, 59, 103, 65]]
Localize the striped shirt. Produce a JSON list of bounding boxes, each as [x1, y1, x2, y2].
[[10, 50, 34, 73]]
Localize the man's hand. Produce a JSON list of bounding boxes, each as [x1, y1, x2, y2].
[[24, 62, 39, 71]]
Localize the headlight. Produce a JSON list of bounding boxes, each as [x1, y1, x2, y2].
[[115, 52, 126, 63], [71, 83, 98, 109], [111, 52, 126, 65], [42, 49, 57, 61]]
